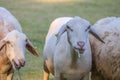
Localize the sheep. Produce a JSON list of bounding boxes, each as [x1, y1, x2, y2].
[[0, 7, 38, 80], [90, 17, 120, 80], [43, 16, 104, 80]]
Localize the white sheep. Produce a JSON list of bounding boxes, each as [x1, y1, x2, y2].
[[43, 16, 104, 80], [0, 7, 38, 80], [90, 17, 120, 80]]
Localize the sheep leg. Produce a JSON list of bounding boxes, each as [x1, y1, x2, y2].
[[44, 61, 50, 80], [82, 73, 89, 80], [6, 68, 14, 80], [54, 72, 65, 80], [91, 65, 104, 80], [0, 74, 7, 80], [91, 71, 104, 80], [54, 74, 62, 80], [7, 73, 13, 80]]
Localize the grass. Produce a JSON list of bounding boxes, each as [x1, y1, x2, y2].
[[0, 0, 120, 80]]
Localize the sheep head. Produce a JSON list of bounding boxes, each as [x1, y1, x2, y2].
[[56, 17, 104, 55], [0, 30, 38, 69]]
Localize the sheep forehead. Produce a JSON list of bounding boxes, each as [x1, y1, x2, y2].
[[6, 30, 26, 41], [67, 17, 90, 29]]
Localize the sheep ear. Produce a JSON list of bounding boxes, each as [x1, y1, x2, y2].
[[56, 24, 67, 44], [0, 16, 4, 26], [26, 39, 39, 57], [89, 26, 105, 43], [0, 40, 7, 50]]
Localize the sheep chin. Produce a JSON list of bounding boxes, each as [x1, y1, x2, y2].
[[76, 49, 85, 58], [11, 61, 16, 70], [77, 50, 81, 58]]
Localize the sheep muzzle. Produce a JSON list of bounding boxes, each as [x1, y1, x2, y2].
[[12, 59, 25, 70]]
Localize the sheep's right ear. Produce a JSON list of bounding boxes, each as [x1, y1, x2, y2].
[[0, 16, 4, 26], [0, 40, 7, 50], [56, 24, 67, 44]]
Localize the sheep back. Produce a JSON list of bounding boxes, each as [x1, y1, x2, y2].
[[90, 17, 120, 80], [0, 7, 22, 40]]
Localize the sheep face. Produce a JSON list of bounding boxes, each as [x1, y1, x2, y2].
[[57, 17, 104, 54], [56, 17, 90, 54], [0, 30, 38, 69], [66, 20, 90, 54]]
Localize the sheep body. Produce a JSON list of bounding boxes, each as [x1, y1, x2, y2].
[[0, 7, 22, 33], [0, 7, 38, 80], [43, 17, 92, 80], [90, 17, 120, 80]]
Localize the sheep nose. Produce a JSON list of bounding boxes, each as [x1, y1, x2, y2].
[[77, 41, 85, 49], [12, 59, 25, 69], [12, 59, 20, 69], [19, 59, 25, 67]]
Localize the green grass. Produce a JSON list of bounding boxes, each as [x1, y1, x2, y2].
[[0, 0, 120, 80]]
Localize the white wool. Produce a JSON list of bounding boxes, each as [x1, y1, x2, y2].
[[0, 7, 37, 80], [90, 17, 120, 80], [0, 7, 22, 32], [43, 16, 93, 80]]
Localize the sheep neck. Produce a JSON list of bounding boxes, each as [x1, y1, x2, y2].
[[70, 46, 78, 69], [0, 45, 11, 73]]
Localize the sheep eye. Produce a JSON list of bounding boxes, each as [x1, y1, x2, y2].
[[85, 25, 91, 32], [25, 39, 28, 42], [6, 41, 11, 44], [7, 41, 13, 47], [67, 26, 73, 32]]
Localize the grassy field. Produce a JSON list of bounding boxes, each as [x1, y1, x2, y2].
[[0, 0, 120, 80]]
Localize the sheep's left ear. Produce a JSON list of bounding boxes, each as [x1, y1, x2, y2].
[[26, 39, 39, 57], [89, 26, 105, 43], [56, 24, 67, 44]]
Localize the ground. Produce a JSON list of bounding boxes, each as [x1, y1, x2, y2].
[[0, 0, 120, 80]]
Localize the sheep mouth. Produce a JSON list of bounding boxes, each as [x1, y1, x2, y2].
[[79, 49, 85, 53], [73, 48, 85, 58], [74, 47, 85, 54], [11, 59, 25, 70]]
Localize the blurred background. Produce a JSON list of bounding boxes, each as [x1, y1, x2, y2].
[[0, 0, 120, 80]]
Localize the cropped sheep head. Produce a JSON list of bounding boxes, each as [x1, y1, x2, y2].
[[0, 30, 38, 69], [56, 17, 104, 54]]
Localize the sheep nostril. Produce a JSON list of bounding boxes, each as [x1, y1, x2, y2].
[[77, 41, 85, 49], [19, 59, 25, 67], [12, 59, 20, 69]]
